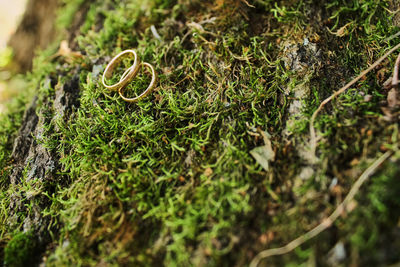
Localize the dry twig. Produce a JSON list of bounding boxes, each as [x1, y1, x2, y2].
[[250, 42, 400, 267], [241, 0, 255, 8], [391, 52, 400, 87], [310, 42, 400, 161], [250, 150, 393, 267]]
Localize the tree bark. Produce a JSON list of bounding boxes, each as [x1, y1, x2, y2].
[[7, 0, 59, 72]]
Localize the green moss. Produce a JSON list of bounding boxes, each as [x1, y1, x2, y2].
[[1, 0, 400, 266], [4, 231, 39, 267], [343, 160, 400, 265], [56, 0, 87, 30]]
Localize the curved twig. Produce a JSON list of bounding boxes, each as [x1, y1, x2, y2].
[[310, 42, 400, 161], [250, 150, 393, 267]]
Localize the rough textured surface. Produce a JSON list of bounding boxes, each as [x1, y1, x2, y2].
[[10, 98, 38, 180], [10, 100, 55, 185], [5, 71, 81, 265], [53, 73, 81, 130]]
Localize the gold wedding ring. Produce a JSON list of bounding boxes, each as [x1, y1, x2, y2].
[[102, 49, 140, 91], [102, 49, 157, 103], [118, 62, 158, 103]]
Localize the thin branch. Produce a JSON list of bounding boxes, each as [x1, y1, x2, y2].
[[250, 150, 393, 267], [241, 0, 255, 8], [383, 30, 400, 42], [391, 52, 400, 87], [310, 42, 400, 161]]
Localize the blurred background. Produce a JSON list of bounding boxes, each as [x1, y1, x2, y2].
[[0, 0, 27, 49], [0, 0, 27, 113], [0, 0, 58, 114]]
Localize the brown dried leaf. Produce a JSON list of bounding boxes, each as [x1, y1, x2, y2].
[[381, 107, 393, 121], [204, 167, 213, 177], [329, 22, 353, 37], [58, 40, 83, 61], [383, 77, 393, 89], [250, 131, 275, 171], [388, 88, 398, 108]]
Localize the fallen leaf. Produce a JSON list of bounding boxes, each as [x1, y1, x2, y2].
[[258, 231, 274, 245], [381, 106, 394, 121], [328, 22, 353, 37], [383, 77, 393, 89], [204, 167, 213, 177], [56, 40, 83, 62], [250, 131, 275, 171], [388, 88, 398, 108], [184, 150, 195, 166]]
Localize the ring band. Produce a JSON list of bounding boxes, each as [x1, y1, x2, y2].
[[102, 49, 140, 91], [120, 65, 135, 82], [118, 62, 158, 103]]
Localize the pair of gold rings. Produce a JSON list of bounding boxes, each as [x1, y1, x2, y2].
[[101, 49, 157, 103]]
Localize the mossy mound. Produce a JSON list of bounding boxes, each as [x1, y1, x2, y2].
[[1, 0, 400, 266], [4, 231, 40, 267]]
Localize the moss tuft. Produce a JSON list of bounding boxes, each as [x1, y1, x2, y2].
[[4, 231, 40, 267]]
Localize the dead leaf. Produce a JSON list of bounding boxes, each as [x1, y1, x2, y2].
[[250, 130, 275, 171], [388, 88, 398, 108], [258, 231, 275, 245], [329, 22, 353, 37], [381, 106, 394, 121], [184, 150, 195, 166], [383, 76, 393, 89], [204, 167, 213, 177], [55, 40, 83, 62]]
